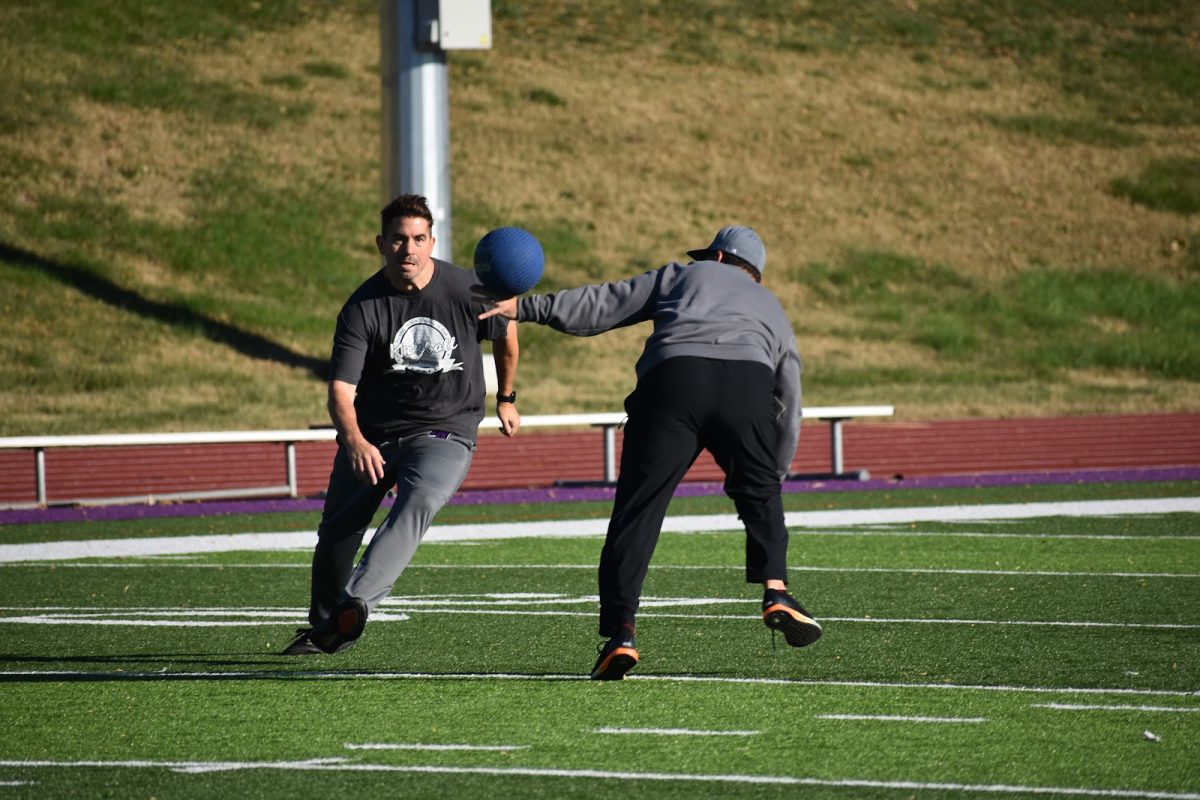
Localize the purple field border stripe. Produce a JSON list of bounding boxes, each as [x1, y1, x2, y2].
[[1, 467, 1197, 526]]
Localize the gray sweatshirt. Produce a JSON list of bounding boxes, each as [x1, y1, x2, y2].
[[518, 260, 802, 476]]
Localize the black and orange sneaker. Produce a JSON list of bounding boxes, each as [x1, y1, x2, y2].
[[762, 590, 823, 647], [280, 627, 323, 656], [590, 628, 639, 680], [309, 596, 368, 654]]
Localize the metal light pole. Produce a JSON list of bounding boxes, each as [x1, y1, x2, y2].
[[380, 1, 491, 262]]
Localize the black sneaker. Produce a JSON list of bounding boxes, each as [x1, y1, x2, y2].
[[308, 596, 368, 654], [762, 590, 823, 647], [590, 629, 639, 680], [280, 627, 323, 656]]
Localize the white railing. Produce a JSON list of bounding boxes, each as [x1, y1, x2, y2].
[[0, 406, 893, 507], [796, 406, 897, 480]]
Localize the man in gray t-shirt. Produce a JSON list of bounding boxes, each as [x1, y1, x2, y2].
[[482, 225, 822, 680], [283, 194, 520, 656]]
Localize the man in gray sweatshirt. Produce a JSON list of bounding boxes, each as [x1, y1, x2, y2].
[[481, 225, 821, 679]]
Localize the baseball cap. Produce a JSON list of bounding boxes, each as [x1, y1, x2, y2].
[[687, 225, 767, 275]]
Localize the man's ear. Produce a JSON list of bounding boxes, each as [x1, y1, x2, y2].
[[375, 234, 385, 255], [714, 251, 725, 263]]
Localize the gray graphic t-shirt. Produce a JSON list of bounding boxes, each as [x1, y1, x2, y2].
[[329, 260, 508, 443]]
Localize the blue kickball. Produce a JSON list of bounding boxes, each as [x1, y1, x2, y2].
[[474, 226, 545, 295]]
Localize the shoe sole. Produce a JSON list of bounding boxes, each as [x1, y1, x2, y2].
[[590, 647, 639, 681], [313, 599, 367, 654], [763, 604, 823, 647]]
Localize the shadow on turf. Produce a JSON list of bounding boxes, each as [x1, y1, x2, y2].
[[0, 670, 582, 684], [0, 652, 285, 670], [0, 654, 581, 683]]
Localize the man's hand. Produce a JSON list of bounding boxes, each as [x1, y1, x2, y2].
[[479, 296, 518, 321], [345, 437, 386, 486], [328, 379, 385, 486], [496, 402, 521, 437]]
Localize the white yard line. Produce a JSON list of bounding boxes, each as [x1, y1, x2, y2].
[[592, 727, 759, 737], [1, 670, 1195, 699], [0, 618, 298, 628], [0, 602, 1189, 631], [0, 758, 350, 775], [2, 497, 1197, 563], [345, 743, 528, 751], [789, 566, 1200, 579], [385, 607, 1200, 631], [794, 531, 1200, 541], [0, 759, 1196, 798], [811, 616, 1200, 631], [0, 608, 408, 627], [7, 563, 313, 569], [1032, 703, 1200, 714], [637, 675, 1200, 698], [11, 562, 1200, 579], [779, 498, 1200, 527], [816, 714, 988, 723]]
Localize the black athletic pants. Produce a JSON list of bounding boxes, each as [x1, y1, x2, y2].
[[597, 357, 790, 636]]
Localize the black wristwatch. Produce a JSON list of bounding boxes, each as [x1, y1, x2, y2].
[[496, 391, 517, 404]]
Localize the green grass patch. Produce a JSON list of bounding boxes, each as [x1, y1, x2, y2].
[[1009, 268, 1200, 379], [81, 65, 314, 129], [527, 87, 567, 107], [490, 1, 1199, 122], [985, 113, 1144, 147], [0, 1, 358, 131], [4, 151, 372, 328], [1110, 157, 1200, 215], [302, 60, 352, 80], [802, 250, 973, 304], [262, 73, 308, 91], [942, 0, 1199, 124], [169, 156, 372, 328], [801, 251, 1200, 380]]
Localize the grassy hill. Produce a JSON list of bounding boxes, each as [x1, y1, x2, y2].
[[1, 0, 1197, 435]]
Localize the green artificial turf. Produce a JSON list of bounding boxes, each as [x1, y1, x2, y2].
[[1, 483, 1198, 798]]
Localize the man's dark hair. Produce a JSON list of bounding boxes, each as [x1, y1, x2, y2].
[[381, 194, 434, 235], [712, 250, 761, 283]]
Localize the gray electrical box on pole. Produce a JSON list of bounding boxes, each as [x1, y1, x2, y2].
[[380, 0, 492, 262]]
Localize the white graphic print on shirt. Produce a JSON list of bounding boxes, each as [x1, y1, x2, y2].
[[387, 317, 463, 374]]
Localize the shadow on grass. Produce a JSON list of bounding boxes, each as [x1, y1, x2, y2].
[[0, 652, 286, 669], [0, 656, 585, 682], [1, 242, 328, 381]]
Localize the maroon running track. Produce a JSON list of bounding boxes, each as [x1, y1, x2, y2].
[[1, 412, 1197, 507]]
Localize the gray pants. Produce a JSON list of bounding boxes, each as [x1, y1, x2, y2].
[[308, 432, 473, 624]]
